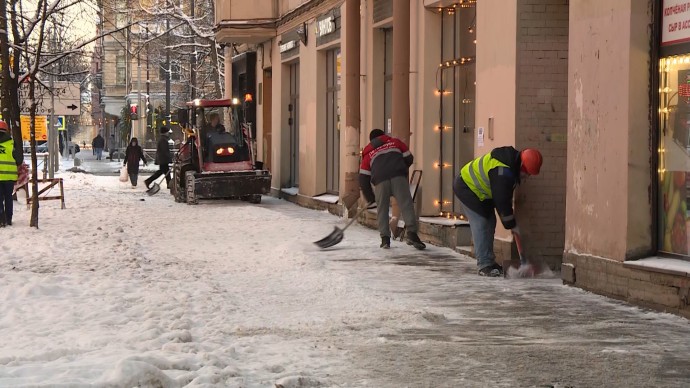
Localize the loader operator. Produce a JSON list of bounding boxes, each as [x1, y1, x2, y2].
[[453, 146, 543, 277], [199, 112, 226, 152]]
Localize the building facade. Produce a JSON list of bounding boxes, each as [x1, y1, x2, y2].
[[93, 0, 218, 149], [216, 0, 690, 317]]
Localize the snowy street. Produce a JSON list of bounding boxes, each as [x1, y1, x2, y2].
[[1, 169, 690, 387]]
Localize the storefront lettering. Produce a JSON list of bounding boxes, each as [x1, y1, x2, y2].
[[663, 0, 690, 45], [279, 40, 296, 53], [316, 17, 335, 38], [665, 3, 690, 16], [669, 19, 690, 32]]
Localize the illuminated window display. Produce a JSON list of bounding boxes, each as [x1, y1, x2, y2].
[[659, 55, 690, 256]]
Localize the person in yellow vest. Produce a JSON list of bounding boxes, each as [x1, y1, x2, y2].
[[0, 121, 23, 227], [453, 146, 543, 277]]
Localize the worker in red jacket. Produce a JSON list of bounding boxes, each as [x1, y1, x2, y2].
[[359, 129, 425, 250]]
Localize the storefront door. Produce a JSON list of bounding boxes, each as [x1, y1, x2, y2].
[[326, 49, 341, 194], [289, 63, 300, 188]]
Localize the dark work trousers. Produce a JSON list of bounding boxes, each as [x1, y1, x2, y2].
[[0, 181, 15, 224], [145, 164, 171, 187]]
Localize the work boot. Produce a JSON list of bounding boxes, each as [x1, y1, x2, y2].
[[406, 232, 426, 250], [478, 263, 503, 277], [380, 236, 391, 249]]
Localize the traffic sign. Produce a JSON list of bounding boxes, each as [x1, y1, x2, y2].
[[56, 116, 66, 131], [20, 115, 48, 141], [19, 81, 81, 116]]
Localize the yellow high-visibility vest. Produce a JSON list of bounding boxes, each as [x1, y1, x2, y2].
[[460, 153, 509, 201], [0, 139, 18, 180]]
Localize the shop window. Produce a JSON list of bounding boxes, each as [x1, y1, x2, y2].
[[659, 55, 690, 257], [435, 5, 476, 218], [116, 51, 126, 85]]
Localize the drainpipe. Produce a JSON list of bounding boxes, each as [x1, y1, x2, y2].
[[391, 0, 411, 231], [343, 0, 361, 213]]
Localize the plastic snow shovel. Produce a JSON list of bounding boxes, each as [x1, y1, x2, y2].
[[314, 205, 368, 249], [146, 175, 166, 196]]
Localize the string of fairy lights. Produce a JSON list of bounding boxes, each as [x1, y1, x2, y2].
[[432, 0, 476, 221]]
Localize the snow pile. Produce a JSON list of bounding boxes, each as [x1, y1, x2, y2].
[[0, 173, 442, 386]]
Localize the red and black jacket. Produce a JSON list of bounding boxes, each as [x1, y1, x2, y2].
[[358, 134, 413, 203]]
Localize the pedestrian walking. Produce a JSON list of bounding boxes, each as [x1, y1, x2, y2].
[[107, 133, 117, 160], [0, 121, 23, 226], [123, 137, 147, 188], [144, 127, 172, 189], [453, 146, 543, 277], [92, 133, 105, 160], [359, 129, 425, 250]]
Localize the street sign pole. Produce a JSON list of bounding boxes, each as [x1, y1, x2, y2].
[[49, 74, 56, 178], [48, 29, 58, 177]]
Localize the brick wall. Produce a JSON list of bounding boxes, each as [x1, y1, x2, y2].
[[514, 0, 568, 269]]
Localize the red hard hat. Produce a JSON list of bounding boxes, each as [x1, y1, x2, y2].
[[520, 148, 543, 175], [0, 121, 7, 131]]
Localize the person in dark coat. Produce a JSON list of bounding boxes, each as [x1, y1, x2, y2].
[[92, 133, 105, 160], [144, 127, 172, 189], [123, 137, 147, 188]]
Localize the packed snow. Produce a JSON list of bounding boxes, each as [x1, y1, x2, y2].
[[2, 171, 690, 387]]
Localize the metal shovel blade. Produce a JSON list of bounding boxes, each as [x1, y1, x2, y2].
[[314, 226, 344, 249], [146, 183, 161, 196]]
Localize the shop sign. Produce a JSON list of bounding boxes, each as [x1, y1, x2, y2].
[[316, 16, 336, 38], [662, 0, 690, 46], [279, 40, 297, 53]]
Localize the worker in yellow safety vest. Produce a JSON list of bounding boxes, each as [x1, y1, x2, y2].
[[0, 120, 23, 227], [453, 146, 543, 277]]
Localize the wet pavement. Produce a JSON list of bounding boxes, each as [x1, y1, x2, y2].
[[40, 152, 690, 387], [321, 248, 690, 387]]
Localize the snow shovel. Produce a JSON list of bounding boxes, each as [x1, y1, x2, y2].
[[146, 175, 166, 196], [506, 231, 544, 278], [314, 204, 368, 249]]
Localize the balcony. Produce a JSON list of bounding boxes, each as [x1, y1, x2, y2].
[[215, 0, 279, 44]]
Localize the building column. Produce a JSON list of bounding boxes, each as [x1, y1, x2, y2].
[[342, 0, 361, 210], [475, 0, 518, 260], [224, 46, 233, 99], [392, 0, 411, 145], [565, 0, 652, 261]]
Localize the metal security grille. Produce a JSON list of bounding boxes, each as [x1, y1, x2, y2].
[[373, 0, 393, 23]]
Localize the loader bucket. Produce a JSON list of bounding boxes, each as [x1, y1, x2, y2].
[[314, 226, 344, 249]]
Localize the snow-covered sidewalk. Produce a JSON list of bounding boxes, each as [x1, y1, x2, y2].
[[1, 173, 690, 387]]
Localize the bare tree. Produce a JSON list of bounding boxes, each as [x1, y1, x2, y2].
[[1, 0, 134, 227], [137, 0, 225, 99]]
